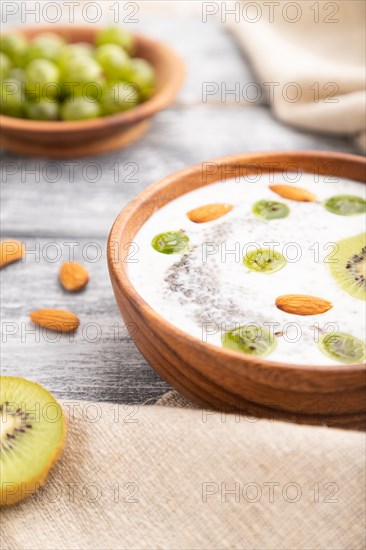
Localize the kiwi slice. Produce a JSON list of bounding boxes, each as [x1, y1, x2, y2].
[[252, 200, 290, 220], [324, 195, 366, 216], [318, 332, 366, 364], [243, 248, 287, 273], [0, 377, 66, 506], [152, 231, 189, 254], [329, 233, 366, 301], [222, 324, 276, 357]]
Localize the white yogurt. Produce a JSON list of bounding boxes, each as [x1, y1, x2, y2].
[[128, 173, 366, 365]]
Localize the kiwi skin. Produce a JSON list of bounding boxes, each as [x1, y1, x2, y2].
[[0, 377, 66, 507], [329, 233, 366, 301]]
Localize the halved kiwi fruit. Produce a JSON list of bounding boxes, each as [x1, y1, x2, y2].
[[0, 376, 66, 506], [318, 332, 365, 364], [152, 230, 189, 254], [329, 233, 366, 301], [324, 195, 366, 216], [222, 324, 276, 357]]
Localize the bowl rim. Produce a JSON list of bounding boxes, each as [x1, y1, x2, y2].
[[0, 26, 185, 132], [108, 150, 366, 375]]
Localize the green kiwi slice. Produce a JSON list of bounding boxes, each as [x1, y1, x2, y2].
[[318, 332, 366, 364], [0, 376, 66, 506], [324, 195, 366, 216], [152, 231, 189, 254], [329, 233, 366, 301], [252, 200, 290, 220], [222, 324, 276, 356], [243, 248, 286, 273]]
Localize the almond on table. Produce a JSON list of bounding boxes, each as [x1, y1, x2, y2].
[[269, 185, 316, 202], [29, 309, 80, 332], [59, 262, 89, 291], [0, 239, 25, 268]]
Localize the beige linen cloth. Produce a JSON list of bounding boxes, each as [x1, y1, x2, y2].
[[1, 393, 365, 550], [228, 0, 366, 151]]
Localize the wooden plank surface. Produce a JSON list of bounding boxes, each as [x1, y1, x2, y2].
[[0, 16, 359, 404]]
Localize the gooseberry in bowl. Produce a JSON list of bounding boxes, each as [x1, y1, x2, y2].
[[61, 55, 105, 97], [23, 32, 66, 64], [0, 52, 12, 80], [0, 32, 27, 64], [25, 99, 59, 121], [95, 26, 134, 53], [57, 43, 94, 69], [0, 78, 24, 117], [24, 59, 60, 99], [130, 58, 155, 100], [95, 44, 132, 81], [60, 97, 101, 121], [101, 82, 139, 115]]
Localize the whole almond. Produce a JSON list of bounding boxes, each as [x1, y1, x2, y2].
[[0, 239, 25, 269], [187, 203, 233, 223], [269, 185, 316, 202], [30, 309, 80, 332], [275, 294, 333, 316], [59, 262, 89, 291]]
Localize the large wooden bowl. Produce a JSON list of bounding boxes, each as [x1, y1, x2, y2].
[[108, 151, 366, 429], [0, 26, 185, 158]]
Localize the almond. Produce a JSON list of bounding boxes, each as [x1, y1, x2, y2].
[[59, 262, 89, 291], [269, 185, 316, 202], [187, 203, 233, 223], [30, 309, 80, 332], [275, 294, 333, 316], [0, 239, 25, 269]]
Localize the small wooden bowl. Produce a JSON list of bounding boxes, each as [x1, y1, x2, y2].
[[108, 151, 366, 429], [0, 26, 185, 158]]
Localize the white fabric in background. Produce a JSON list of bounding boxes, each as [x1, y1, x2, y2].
[[228, 0, 366, 150]]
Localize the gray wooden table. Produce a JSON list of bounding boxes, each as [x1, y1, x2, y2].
[[0, 14, 358, 404]]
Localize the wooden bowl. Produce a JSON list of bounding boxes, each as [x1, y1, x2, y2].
[[108, 151, 366, 429], [0, 26, 185, 158]]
